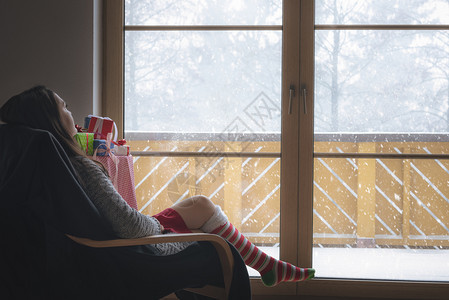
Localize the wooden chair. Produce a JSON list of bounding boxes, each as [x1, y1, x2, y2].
[[66, 232, 234, 300], [0, 125, 241, 300]]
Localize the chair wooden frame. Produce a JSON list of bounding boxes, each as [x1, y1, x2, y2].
[[66, 233, 234, 300]]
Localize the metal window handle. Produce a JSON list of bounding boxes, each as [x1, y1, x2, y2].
[[302, 86, 307, 114], [288, 85, 295, 114]]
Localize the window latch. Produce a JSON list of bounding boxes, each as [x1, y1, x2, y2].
[[288, 85, 295, 114], [302, 86, 307, 114]]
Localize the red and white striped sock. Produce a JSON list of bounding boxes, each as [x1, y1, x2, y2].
[[201, 206, 314, 287]]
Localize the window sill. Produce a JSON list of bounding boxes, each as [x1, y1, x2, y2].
[[250, 277, 448, 299]]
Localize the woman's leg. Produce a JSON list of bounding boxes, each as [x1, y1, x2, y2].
[[173, 197, 315, 287], [203, 205, 315, 286]]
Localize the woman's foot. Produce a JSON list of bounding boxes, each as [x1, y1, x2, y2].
[[261, 262, 315, 287]]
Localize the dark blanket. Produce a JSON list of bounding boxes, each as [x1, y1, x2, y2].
[[0, 124, 250, 299]]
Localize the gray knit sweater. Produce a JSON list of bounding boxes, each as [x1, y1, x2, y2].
[[70, 156, 192, 255]]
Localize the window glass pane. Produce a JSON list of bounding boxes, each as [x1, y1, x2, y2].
[[125, 31, 281, 135], [315, 0, 449, 25], [125, 0, 282, 26], [315, 30, 449, 135], [314, 1, 449, 282], [124, 2, 283, 279]]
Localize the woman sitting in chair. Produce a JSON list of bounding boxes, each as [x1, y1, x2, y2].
[[0, 86, 314, 288]]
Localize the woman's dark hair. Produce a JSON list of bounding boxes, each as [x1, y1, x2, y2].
[[0, 85, 84, 158]]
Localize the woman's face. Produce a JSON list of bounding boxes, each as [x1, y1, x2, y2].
[[55, 93, 77, 136]]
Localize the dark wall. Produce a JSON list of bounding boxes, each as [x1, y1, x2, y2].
[[0, 0, 101, 125]]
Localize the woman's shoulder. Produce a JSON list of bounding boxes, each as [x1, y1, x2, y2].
[[70, 156, 104, 174], [70, 156, 110, 186], [70, 155, 96, 167]]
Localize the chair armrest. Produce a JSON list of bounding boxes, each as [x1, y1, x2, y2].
[[66, 233, 234, 299], [67, 233, 223, 248]]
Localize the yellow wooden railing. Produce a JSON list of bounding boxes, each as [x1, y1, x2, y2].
[[128, 134, 449, 248], [314, 138, 449, 248]]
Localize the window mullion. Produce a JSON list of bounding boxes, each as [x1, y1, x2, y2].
[[102, 0, 124, 139], [297, 0, 315, 278], [266, 0, 301, 296]]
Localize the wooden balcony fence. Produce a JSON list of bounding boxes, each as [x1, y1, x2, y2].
[[127, 132, 449, 248]]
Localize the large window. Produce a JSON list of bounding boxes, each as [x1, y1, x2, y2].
[[103, 0, 449, 298]]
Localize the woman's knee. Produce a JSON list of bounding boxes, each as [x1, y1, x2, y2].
[[172, 195, 215, 215], [190, 195, 215, 214], [172, 195, 216, 229]]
